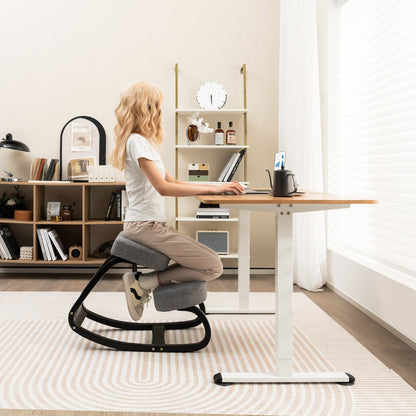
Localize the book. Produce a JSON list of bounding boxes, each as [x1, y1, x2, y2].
[[41, 161, 49, 180], [48, 229, 68, 261], [36, 158, 47, 181], [115, 190, 121, 221], [224, 149, 246, 182], [217, 153, 238, 182], [222, 153, 240, 182], [0, 225, 20, 259], [30, 158, 41, 180], [196, 214, 229, 219], [0, 233, 11, 259], [199, 203, 220, 209], [53, 161, 60, 180], [196, 208, 230, 219], [37, 228, 48, 260], [121, 189, 128, 221], [105, 191, 117, 221], [40, 228, 51, 260], [43, 228, 58, 261], [45, 159, 59, 181]]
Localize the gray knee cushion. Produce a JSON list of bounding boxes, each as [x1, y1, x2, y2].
[[111, 233, 206, 312], [153, 281, 207, 312], [111, 232, 170, 271]]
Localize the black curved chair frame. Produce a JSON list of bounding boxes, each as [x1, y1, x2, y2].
[[68, 255, 211, 352]]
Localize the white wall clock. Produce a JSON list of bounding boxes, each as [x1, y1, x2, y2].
[[196, 81, 227, 110]]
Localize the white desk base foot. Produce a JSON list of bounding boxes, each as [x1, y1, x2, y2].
[[214, 371, 355, 385]]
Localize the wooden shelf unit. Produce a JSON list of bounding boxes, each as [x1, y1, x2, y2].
[[0, 181, 125, 265]]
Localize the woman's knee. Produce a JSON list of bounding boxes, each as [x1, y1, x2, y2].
[[205, 255, 223, 281]]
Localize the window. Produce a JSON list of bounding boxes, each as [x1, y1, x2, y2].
[[327, 0, 416, 278]]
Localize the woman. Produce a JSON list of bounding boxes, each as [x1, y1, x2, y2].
[[111, 81, 244, 320]]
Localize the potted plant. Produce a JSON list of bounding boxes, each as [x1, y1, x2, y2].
[[0, 186, 25, 218]]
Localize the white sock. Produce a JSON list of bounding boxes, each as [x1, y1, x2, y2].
[[138, 271, 159, 290]]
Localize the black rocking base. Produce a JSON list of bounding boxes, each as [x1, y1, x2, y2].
[[68, 255, 211, 352]]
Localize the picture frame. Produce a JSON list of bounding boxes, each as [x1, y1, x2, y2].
[[60, 116, 106, 180], [46, 201, 61, 221], [67, 157, 96, 182]]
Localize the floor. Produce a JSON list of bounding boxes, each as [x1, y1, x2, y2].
[[0, 271, 415, 390]]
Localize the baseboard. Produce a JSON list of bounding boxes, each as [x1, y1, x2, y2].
[[223, 268, 274, 275], [326, 282, 416, 351], [0, 266, 146, 274]]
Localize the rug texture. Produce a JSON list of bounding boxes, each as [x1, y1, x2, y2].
[[0, 292, 415, 416]]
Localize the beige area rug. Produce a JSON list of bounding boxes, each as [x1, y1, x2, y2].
[[0, 291, 415, 416]]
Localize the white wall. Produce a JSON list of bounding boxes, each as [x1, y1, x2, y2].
[[0, 0, 280, 268], [327, 250, 416, 346]]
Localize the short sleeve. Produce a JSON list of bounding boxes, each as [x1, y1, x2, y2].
[[126, 135, 156, 162]]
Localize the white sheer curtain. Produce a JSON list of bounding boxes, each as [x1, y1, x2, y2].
[[328, 0, 416, 279], [278, 0, 327, 291]]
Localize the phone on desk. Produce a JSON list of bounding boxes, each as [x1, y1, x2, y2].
[[275, 151, 286, 170]]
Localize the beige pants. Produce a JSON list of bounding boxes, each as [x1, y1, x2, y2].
[[123, 221, 223, 285]]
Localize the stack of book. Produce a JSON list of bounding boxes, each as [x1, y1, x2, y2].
[[0, 225, 20, 260], [196, 207, 229, 219], [105, 189, 128, 221], [37, 228, 68, 261], [30, 158, 60, 181], [217, 149, 246, 182]]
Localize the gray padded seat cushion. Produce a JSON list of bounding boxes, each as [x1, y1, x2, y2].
[[153, 281, 207, 312], [110, 232, 170, 271]]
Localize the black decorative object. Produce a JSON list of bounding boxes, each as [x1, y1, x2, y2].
[[59, 116, 106, 180]]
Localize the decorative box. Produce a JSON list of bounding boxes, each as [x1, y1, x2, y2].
[[188, 163, 209, 182], [14, 210, 33, 221], [19, 246, 33, 260]]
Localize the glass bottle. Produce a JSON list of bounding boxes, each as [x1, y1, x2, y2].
[[62, 204, 72, 221], [214, 122, 224, 145], [225, 121, 237, 145]]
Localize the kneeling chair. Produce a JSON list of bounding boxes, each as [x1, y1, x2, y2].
[[68, 232, 211, 352]]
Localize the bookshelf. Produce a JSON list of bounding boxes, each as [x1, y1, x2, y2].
[[0, 181, 125, 265], [174, 64, 249, 261]]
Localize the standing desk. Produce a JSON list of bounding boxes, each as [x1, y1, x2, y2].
[[198, 191, 377, 385]]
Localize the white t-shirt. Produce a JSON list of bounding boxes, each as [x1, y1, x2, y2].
[[124, 134, 166, 222]]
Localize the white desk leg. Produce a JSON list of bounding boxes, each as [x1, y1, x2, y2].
[[207, 209, 253, 314], [237, 209, 250, 310], [275, 211, 293, 376], [213, 210, 353, 385], [207, 209, 274, 314]]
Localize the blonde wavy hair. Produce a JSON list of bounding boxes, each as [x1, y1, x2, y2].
[[110, 81, 165, 170]]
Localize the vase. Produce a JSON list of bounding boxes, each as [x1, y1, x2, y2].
[[186, 125, 199, 144]]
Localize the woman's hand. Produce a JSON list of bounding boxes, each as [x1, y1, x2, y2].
[[214, 181, 245, 195]]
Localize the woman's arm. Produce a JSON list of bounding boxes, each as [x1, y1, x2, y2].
[[139, 158, 244, 196], [165, 170, 189, 185], [165, 170, 211, 186]]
